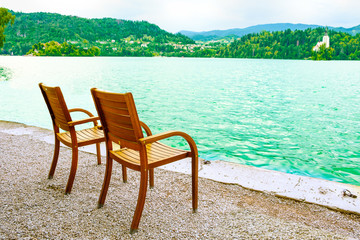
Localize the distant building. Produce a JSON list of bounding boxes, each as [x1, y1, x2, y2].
[[313, 29, 330, 51]]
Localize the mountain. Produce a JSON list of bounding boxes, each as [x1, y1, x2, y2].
[[180, 23, 360, 41], [2, 11, 194, 55], [331, 25, 360, 35]]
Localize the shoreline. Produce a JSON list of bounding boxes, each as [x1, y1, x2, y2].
[[2, 120, 358, 215], [1, 120, 359, 238]]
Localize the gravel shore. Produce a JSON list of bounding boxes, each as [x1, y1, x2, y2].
[[0, 121, 359, 239]]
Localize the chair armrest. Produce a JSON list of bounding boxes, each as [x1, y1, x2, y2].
[[69, 108, 95, 117], [140, 121, 152, 136], [68, 116, 100, 126], [68, 108, 99, 126], [139, 130, 198, 155]]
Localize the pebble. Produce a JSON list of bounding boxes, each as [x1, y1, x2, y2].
[[0, 121, 359, 239]]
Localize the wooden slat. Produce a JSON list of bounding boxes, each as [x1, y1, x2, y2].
[[58, 132, 71, 143], [108, 132, 122, 144], [143, 143, 183, 160], [147, 143, 188, 168], [120, 148, 141, 162], [85, 128, 102, 137], [97, 91, 127, 102], [148, 146, 186, 162], [77, 129, 95, 141], [110, 141, 188, 168], [118, 140, 141, 151], [57, 127, 104, 146], [54, 119, 70, 131], [149, 142, 186, 155], [49, 103, 65, 114], [104, 118, 134, 134], [42, 85, 57, 94], [103, 117, 133, 132], [99, 98, 128, 110], [109, 151, 140, 171], [47, 97, 62, 107], [125, 93, 144, 140], [48, 98, 64, 109], [111, 149, 140, 164], [108, 133, 140, 151], [47, 93, 61, 101], [101, 104, 129, 117], [52, 108, 68, 123], [46, 92, 71, 126], [107, 124, 137, 142], [102, 110, 132, 127]]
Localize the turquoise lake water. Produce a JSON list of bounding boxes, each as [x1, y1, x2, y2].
[[0, 56, 359, 186]]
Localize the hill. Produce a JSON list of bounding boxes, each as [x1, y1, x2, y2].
[[1, 10, 359, 60], [1, 11, 194, 55], [180, 23, 360, 41]]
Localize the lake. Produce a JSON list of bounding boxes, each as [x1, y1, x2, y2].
[[0, 56, 359, 186]]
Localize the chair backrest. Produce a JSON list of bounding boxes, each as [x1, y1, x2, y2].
[[91, 88, 144, 150], [39, 83, 72, 131]]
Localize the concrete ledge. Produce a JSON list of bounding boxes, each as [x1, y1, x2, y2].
[[1, 121, 359, 215], [159, 158, 360, 215]]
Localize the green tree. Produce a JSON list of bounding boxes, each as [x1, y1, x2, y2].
[[2, 11, 194, 55], [88, 46, 101, 56], [0, 8, 15, 47], [311, 44, 334, 60]]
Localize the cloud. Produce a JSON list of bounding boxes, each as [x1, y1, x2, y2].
[[1, 0, 360, 32]]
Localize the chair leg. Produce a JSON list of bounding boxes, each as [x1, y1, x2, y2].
[[130, 169, 148, 234], [149, 169, 154, 189], [98, 155, 113, 208], [192, 155, 199, 212], [48, 138, 60, 179], [122, 165, 127, 183], [65, 146, 78, 194], [96, 142, 101, 165]]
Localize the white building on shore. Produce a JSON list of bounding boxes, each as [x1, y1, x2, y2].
[[313, 29, 330, 51]]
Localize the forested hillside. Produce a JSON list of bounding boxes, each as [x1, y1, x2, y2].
[[1, 10, 360, 60], [1, 11, 194, 55], [169, 28, 360, 60], [219, 28, 360, 60]]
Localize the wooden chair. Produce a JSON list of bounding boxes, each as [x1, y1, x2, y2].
[[39, 83, 105, 194], [91, 88, 198, 233]]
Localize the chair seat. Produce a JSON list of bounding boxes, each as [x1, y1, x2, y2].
[[57, 127, 105, 147], [110, 142, 189, 169]]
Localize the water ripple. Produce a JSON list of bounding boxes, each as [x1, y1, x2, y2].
[[0, 57, 359, 185]]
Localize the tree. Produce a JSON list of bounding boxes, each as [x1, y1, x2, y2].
[[311, 44, 334, 60], [0, 8, 15, 47], [88, 46, 100, 56]]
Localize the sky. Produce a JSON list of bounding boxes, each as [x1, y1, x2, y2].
[[1, 0, 360, 33]]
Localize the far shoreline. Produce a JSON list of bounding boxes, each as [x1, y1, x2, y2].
[[0, 54, 340, 61]]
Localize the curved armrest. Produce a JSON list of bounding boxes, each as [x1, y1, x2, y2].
[[68, 116, 100, 126], [68, 108, 99, 126], [139, 130, 198, 155], [140, 121, 152, 136], [69, 108, 95, 117]]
